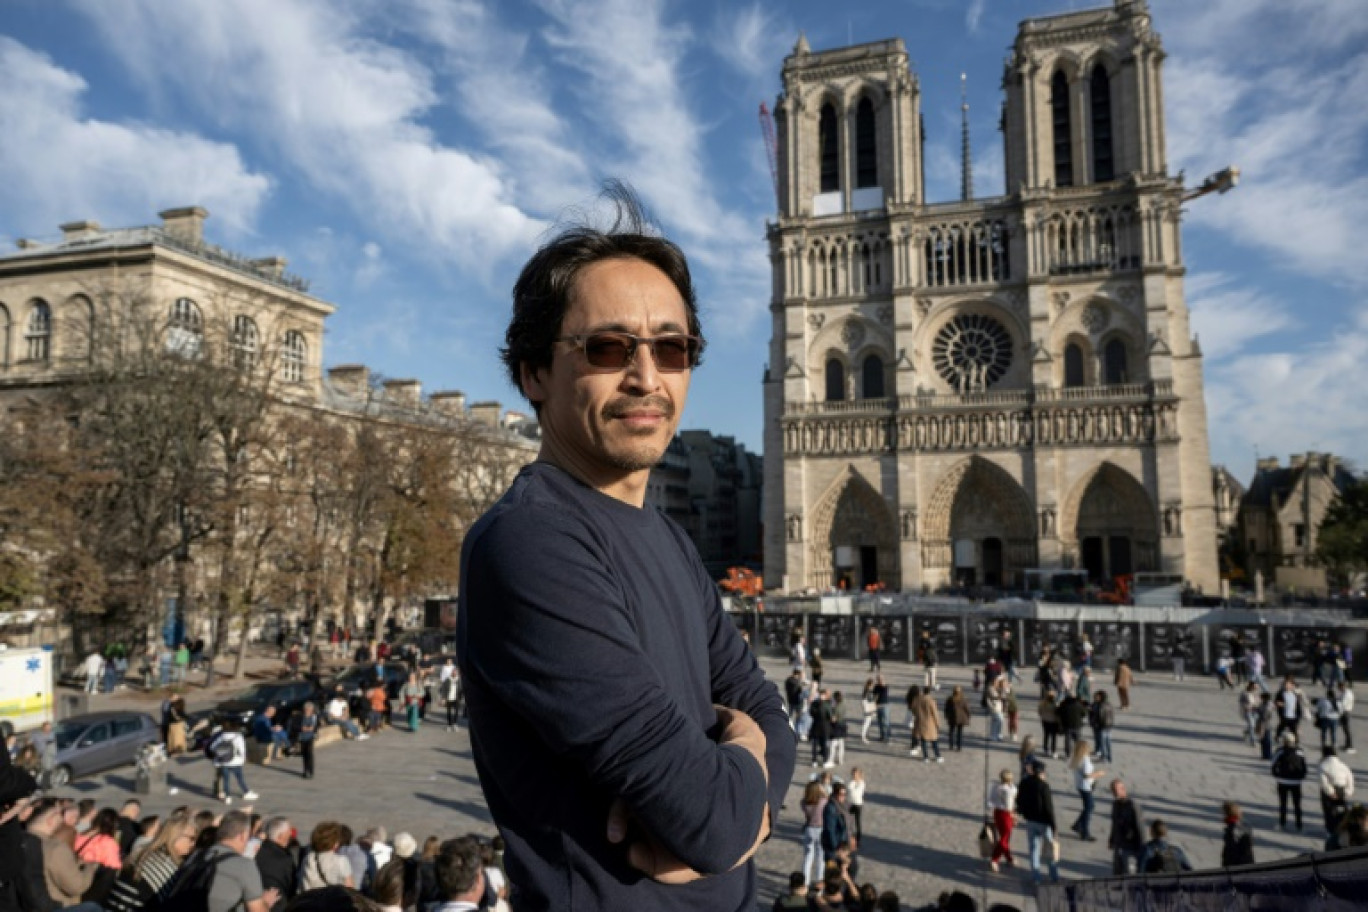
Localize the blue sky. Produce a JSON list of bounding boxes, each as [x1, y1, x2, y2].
[[1, 0, 1364, 485]]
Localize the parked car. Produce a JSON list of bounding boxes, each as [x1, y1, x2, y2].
[[49, 711, 159, 788], [212, 680, 323, 727]]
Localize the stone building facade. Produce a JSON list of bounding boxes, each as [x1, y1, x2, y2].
[[646, 432, 764, 576], [1237, 453, 1357, 589], [762, 0, 1219, 593]]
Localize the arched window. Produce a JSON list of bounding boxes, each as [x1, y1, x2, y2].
[[862, 354, 885, 399], [232, 315, 259, 368], [167, 297, 203, 357], [1103, 338, 1128, 385], [1090, 65, 1114, 183], [855, 97, 877, 189], [1051, 71, 1073, 188], [819, 104, 840, 193], [281, 330, 306, 383], [1064, 343, 1085, 388], [25, 301, 51, 362], [825, 357, 845, 402]]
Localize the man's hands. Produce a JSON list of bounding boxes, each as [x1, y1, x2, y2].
[[605, 705, 770, 884]]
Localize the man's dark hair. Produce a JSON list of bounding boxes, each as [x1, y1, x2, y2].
[[501, 181, 704, 406], [1151, 819, 1168, 839], [789, 871, 806, 890], [433, 836, 482, 900], [1324, 745, 1338, 758]]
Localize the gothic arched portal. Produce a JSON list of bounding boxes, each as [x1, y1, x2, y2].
[[808, 466, 899, 591], [922, 456, 1036, 588], [1061, 462, 1158, 582]]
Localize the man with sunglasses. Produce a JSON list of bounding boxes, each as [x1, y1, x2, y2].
[[458, 187, 794, 912]]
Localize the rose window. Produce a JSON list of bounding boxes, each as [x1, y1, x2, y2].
[[932, 313, 1012, 391]]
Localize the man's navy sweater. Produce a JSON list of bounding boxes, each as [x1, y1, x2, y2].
[[458, 464, 795, 911]]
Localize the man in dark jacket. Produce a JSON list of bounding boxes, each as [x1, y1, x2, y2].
[[1271, 731, 1308, 832], [1139, 820, 1193, 873], [255, 817, 298, 910], [1016, 760, 1058, 884], [821, 783, 854, 859], [0, 749, 44, 912], [1107, 778, 1145, 875], [1058, 694, 1086, 757], [809, 689, 833, 768], [1221, 802, 1255, 867], [784, 670, 805, 726]]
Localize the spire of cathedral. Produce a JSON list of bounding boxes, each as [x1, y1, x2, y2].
[[960, 73, 973, 201]]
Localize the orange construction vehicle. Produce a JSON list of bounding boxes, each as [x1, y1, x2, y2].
[[719, 567, 764, 598]]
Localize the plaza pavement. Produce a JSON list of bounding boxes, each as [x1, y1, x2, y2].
[[71, 650, 1363, 911]]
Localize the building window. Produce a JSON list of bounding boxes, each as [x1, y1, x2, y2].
[[825, 357, 845, 402], [167, 297, 203, 357], [862, 354, 885, 399], [1090, 65, 1114, 183], [1051, 71, 1073, 188], [1064, 343, 1085, 388], [819, 103, 840, 193], [231, 315, 259, 369], [932, 313, 1012, 392], [855, 97, 877, 189], [281, 330, 306, 383], [25, 301, 51, 362], [1293, 524, 1306, 548], [1103, 338, 1127, 384]]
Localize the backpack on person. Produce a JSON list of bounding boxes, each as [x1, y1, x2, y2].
[[152, 850, 230, 912], [209, 735, 236, 765], [1272, 749, 1307, 781], [1144, 843, 1181, 873]]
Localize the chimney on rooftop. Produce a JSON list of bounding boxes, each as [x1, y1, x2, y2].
[[469, 401, 502, 428], [1255, 457, 1280, 472], [1289, 454, 1307, 470], [59, 220, 101, 243], [429, 391, 467, 418], [383, 379, 422, 411], [251, 256, 288, 280], [159, 206, 209, 245], [328, 364, 371, 399]]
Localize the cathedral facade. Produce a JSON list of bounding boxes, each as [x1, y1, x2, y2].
[[762, 0, 1220, 594]]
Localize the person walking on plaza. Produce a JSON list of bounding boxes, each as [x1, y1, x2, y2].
[[821, 783, 856, 873], [1221, 801, 1255, 867], [1068, 740, 1104, 841], [1316, 688, 1343, 748], [1058, 691, 1086, 758], [442, 668, 463, 731], [209, 721, 258, 805], [402, 671, 424, 732], [1275, 675, 1306, 741], [986, 680, 1006, 743], [866, 625, 881, 672], [298, 701, 318, 779], [1039, 689, 1061, 758], [785, 669, 805, 729], [829, 692, 848, 767], [83, 649, 104, 695], [860, 678, 878, 743], [808, 647, 824, 687], [1337, 681, 1355, 753], [1017, 760, 1059, 884], [791, 634, 807, 676], [874, 674, 891, 743], [1090, 691, 1114, 763], [945, 686, 971, 752], [1139, 820, 1193, 873], [1108, 778, 1145, 875], [920, 632, 939, 691], [1256, 692, 1276, 759], [809, 688, 833, 769], [986, 769, 1018, 873], [1239, 682, 1261, 745], [847, 768, 867, 842], [799, 780, 827, 887], [912, 686, 943, 763], [1247, 647, 1268, 693], [1271, 731, 1308, 832], [1171, 639, 1187, 681], [1318, 746, 1355, 835]]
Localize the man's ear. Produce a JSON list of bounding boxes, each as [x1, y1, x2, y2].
[[520, 362, 548, 406]]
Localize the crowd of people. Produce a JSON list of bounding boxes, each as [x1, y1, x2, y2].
[[0, 754, 505, 912], [777, 626, 1366, 900]]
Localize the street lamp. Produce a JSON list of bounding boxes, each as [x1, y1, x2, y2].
[[1182, 166, 1240, 203]]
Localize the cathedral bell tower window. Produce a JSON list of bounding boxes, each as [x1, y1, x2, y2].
[[855, 97, 877, 189], [1051, 71, 1073, 188], [819, 104, 840, 193], [1090, 66, 1114, 183]]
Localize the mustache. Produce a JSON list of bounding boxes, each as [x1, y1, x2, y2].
[[601, 396, 675, 420]]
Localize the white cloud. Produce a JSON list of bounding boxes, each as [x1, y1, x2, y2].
[[0, 37, 269, 238], [1161, 1, 1368, 289], [1204, 309, 1368, 478], [74, 0, 545, 276], [537, 0, 771, 330], [712, 3, 790, 84], [1186, 273, 1296, 361], [965, 0, 986, 33]]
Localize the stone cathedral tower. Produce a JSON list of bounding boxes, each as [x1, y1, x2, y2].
[[762, 0, 1219, 594]]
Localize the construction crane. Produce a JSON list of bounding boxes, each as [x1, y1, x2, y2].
[[759, 102, 779, 206]]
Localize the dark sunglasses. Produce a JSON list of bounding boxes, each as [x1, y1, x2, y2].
[[558, 331, 702, 373]]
